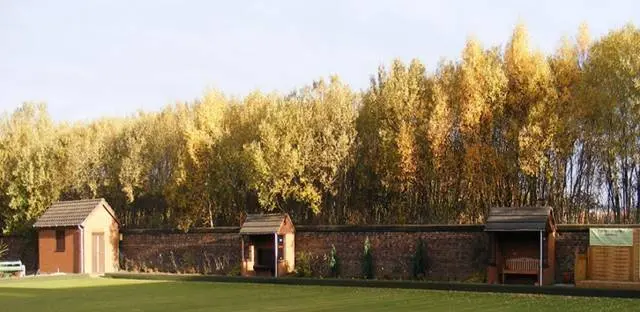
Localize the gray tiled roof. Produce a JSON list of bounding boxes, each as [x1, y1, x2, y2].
[[33, 198, 110, 228], [485, 206, 554, 232], [240, 213, 288, 235]]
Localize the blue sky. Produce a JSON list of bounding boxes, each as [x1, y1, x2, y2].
[[1, 0, 638, 121]]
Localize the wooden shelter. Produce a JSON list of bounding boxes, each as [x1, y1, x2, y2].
[[485, 206, 556, 285], [240, 214, 295, 277], [33, 199, 120, 274]]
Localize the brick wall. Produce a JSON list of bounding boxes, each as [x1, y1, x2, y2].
[[119, 225, 488, 280], [118, 225, 599, 283], [554, 230, 589, 281], [295, 226, 487, 280], [120, 228, 241, 274], [0, 234, 38, 273], [37, 228, 80, 273]]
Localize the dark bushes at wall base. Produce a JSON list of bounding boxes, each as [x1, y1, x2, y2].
[[362, 237, 374, 279]]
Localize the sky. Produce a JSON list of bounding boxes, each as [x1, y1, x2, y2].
[[1, 0, 638, 122]]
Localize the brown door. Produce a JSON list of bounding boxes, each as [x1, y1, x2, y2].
[[91, 233, 105, 273]]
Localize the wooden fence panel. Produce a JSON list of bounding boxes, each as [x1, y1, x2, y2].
[[588, 246, 631, 281]]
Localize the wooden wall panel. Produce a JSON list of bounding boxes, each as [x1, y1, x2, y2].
[[631, 229, 640, 282], [588, 246, 632, 281]]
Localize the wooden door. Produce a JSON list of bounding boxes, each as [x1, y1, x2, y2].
[[92, 233, 105, 273]]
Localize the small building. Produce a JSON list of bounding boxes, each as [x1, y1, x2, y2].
[[240, 213, 295, 277], [33, 198, 120, 274], [485, 206, 556, 285]]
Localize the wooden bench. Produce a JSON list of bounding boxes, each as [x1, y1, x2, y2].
[[253, 264, 274, 276], [502, 257, 539, 284], [0, 261, 26, 277]]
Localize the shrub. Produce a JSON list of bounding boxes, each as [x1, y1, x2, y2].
[[327, 244, 340, 277], [464, 271, 486, 283], [169, 251, 178, 273], [0, 240, 7, 259], [362, 237, 374, 279], [411, 238, 427, 279], [182, 251, 197, 273], [202, 251, 212, 274], [227, 264, 242, 276], [295, 251, 314, 277]]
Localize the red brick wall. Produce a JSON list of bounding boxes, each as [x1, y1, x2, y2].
[[295, 230, 488, 280], [38, 228, 80, 273], [118, 226, 596, 283], [120, 226, 488, 280], [120, 228, 241, 274], [554, 230, 589, 282]]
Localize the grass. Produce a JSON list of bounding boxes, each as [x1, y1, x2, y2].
[[0, 276, 638, 311]]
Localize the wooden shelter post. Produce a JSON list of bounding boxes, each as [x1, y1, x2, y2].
[[539, 230, 543, 286], [274, 232, 278, 277], [241, 236, 245, 262]]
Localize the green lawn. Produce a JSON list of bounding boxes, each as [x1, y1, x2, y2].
[[0, 276, 638, 311]]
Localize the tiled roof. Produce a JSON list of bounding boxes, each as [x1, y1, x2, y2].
[[240, 213, 290, 235], [33, 198, 113, 228], [485, 206, 554, 232]]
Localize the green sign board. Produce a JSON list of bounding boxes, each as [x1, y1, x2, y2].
[[589, 228, 633, 246]]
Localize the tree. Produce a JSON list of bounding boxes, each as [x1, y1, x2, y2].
[[243, 78, 357, 223], [0, 103, 61, 233], [2, 22, 640, 231], [581, 24, 640, 222], [504, 23, 556, 205], [457, 38, 508, 221], [356, 59, 428, 223]]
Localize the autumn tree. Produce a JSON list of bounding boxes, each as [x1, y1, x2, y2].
[[1, 23, 640, 231]]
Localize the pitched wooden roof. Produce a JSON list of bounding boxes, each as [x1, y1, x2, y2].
[[33, 198, 118, 228], [485, 206, 555, 232], [240, 213, 294, 235]]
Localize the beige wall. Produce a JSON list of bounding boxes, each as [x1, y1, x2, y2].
[[242, 242, 255, 276], [38, 228, 80, 273], [285, 233, 295, 273], [82, 205, 119, 273]]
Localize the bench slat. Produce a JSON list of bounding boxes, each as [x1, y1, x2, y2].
[[0, 261, 23, 266], [0, 268, 24, 272], [503, 270, 538, 275], [502, 257, 540, 283]]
